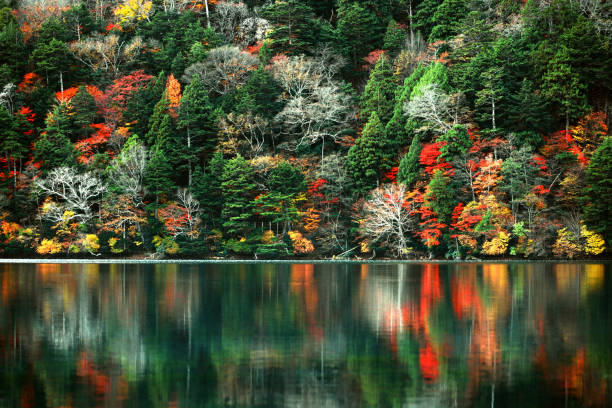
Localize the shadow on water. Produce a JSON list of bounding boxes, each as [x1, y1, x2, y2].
[[0, 262, 610, 407]]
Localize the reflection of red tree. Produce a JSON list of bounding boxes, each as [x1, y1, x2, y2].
[[419, 342, 439, 383], [290, 264, 322, 341]]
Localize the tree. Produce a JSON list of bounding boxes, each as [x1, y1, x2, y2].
[[178, 74, 219, 185], [182, 46, 258, 96], [34, 105, 79, 171], [428, 0, 467, 42], [113, 0, 153, 22], [361, 183, 415, 257], [70, 34, 146, 78], [581, 137, 612, 246], [31, 38, 71, 90], [382, 19, 406, 56], [540, 46, 588, 131], [221, 154, 257, 238], [261, 0, 318, 55], [405, 84, 456, 134], [107, 135, 148, 206], [144, 148, 176, 207], [398, 135, 422, 187], [336, 1, 381, 69], [360, 52, 396, 124], [35, 167, 107, 227], [347, 112, 389, 193]]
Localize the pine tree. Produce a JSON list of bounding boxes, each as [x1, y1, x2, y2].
[[34, 104, 78, 171], [71, 86, 97, 140], [261, 0, 318, 55], [360, 52, 396, 124], [221, 154, 257, 237], [144, 148, 176, 205], [383, 19, 406, 56], [428, 0, 468, 42], [125, 72, 167, 139], [347, 112, 389, 194], [385, 65, 427, 148], [145, 91, 171, 146], [425, 169, 455, 225], [178, 74, 219, 185], [336, 1, 381, 69], [581, 137, 612, 246], [397, 135, 421, 187]]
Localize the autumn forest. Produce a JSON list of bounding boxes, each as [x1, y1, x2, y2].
[[0, 0, 611, 259]]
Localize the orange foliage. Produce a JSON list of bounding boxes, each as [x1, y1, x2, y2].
[[75, 124, 111, 164], [165, 74, 181, 118], [17, 73, 42, 94], [56, 87, 79, 103]]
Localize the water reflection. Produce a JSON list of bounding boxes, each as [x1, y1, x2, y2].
[[0, 262, 610, 407]]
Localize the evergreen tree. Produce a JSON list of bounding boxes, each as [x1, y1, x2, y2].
[[261, 0, 318, 55], [428, 0, 468, 42], [195, 151, 227, 229], [144, 148, 176, 205], [425, 169, 455, 225], [125, 72, 167, 139], [70, 86, 98, 140], [383, 19, 406, 56], [581, 137, 612, 246], [413, 0, 444, 39], [336, 1, 381, 69], [360, 52, 396, 124], [221, 154, 257, 238], [145, 91, 171, 146], [347, 112, 389, 193], [178, 74, 219, 185], [267, 161, 306, 195], [397, 135, 421, 187], [385, 65, 427, 148], [34, 105, 78, 171]]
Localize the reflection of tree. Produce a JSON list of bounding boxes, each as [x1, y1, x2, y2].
[[0, 262, 609, 407]]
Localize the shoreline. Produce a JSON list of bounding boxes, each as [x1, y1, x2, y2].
[[0, 258, 611, 264]]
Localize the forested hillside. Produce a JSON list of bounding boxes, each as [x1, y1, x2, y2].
[[0, 0, 610, 258]]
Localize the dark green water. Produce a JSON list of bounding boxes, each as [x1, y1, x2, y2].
[[0, 262, 610, 407]]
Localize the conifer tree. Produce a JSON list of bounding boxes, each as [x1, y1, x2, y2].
[[347, 112, 389, 193], [336, 1, 381, 69], [397, 135, 421, 187], [221, 154, 257, 237], [34, 105, 78, 171], [261, 0, 318, 55], [581, 137, 612, 246], [360, 52, 396, 124], [383, 19, 406, 56]]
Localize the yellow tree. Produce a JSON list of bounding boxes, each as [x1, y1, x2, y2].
[[114, 0, 153, 22]]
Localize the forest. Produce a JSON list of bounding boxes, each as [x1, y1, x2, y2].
[[0, 0, 610, 259]]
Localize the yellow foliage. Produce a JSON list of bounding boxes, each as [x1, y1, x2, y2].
[[552, 228, 581, 259], [482, 231, 509, 256], [114, 0, 152, 22], [261, 230, 276, 244], [360, 239, 370, 253], [301, 207, 320, 233], [108, 237, 124, 254], [288, 231, 314, 254], [37, 238, 62, 255], [580, 224, 605, 255], [82, 234, 100, 254]]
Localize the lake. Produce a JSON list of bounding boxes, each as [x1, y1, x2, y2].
[[0, 262, 610, 407]]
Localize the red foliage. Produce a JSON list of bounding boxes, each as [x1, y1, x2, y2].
[[307, 178, 327, 200], [105, 22, 121, 32], [17, 73, 42, 94], [384, 166, 398, 183], [100, 70, 154, 126], [541, 130, 588, 165], [55, 87, 79, 103], [247, 41, 263, 55], [18, 106, 36, 123], [416, 206, 445, 248], [362, 49, 385, 68], [419, 342, 439, 382], [419, 142, 452, 174], [75, 124, 111, 164], [533, 185, 550, 195]]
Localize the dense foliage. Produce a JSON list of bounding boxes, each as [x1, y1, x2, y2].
[[0, 0, 610, 258]]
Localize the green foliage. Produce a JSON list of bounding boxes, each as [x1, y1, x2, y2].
[[261, 0, 318, 55], [382, 19, 406, 56], [221, 155, 257, 238], [34, 105, 79, 171], [360, 52, 396, 124], [347, 112, 389, 194], [425, 169, 456, 225], [397, 135, 421, 187], [428, 0, 467, 42], [581, 137, 612, 246], [336, 1, 381, 68]]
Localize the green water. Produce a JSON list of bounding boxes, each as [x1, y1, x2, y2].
[[0, 262, 610, 407]]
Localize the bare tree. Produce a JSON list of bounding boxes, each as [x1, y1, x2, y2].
[[271, 53, 354, 160], [182, 45, 258, 95], [35, 167, 107, 225], [361, 183, 415, 257], [218, 112, 269, 157], [177, 188, 201, 236], [70, 34, 146, 78], [107, 138, 148, 207], [404, 83, 457, 133], [0, 83, 16, 114], [213, 1, 250, 42]]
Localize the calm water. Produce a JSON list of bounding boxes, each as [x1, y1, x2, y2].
[[0, 262, 610, 407]]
